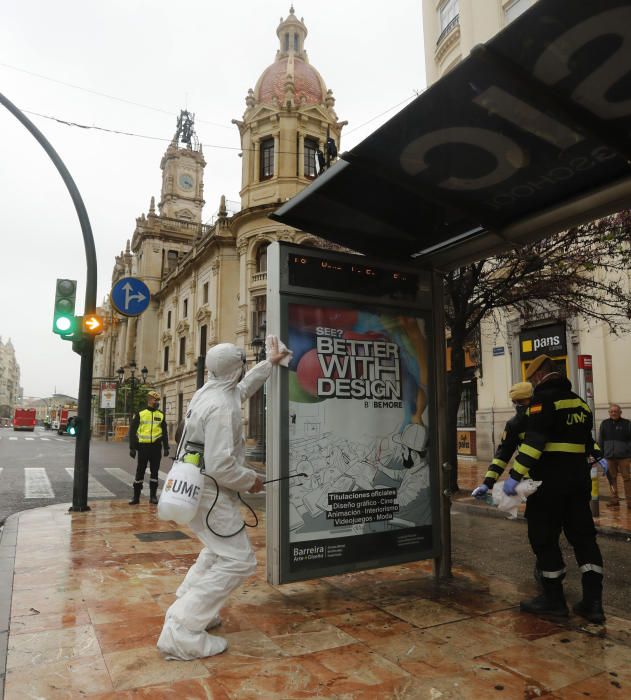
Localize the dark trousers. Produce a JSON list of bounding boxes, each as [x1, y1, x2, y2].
[[526, 479, 603, 579], [134, 443, 162, 484]]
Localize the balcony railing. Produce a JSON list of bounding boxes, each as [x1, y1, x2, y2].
[[436, 14, 459, 45], [251, 271, 267, 285]]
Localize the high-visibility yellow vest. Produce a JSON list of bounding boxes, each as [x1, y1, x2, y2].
[[137, 409, 165, 444]]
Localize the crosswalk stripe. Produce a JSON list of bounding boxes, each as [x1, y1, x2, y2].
[[40, 437, 50, 441], [65, 468, 115, 498], [25, 468, 55, 499], [9, 437, 17, 441], [25, 437, 34, 441], [104, 467, 134, 487]]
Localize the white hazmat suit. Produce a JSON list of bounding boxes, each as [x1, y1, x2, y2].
[[157, 343, 272, 660]]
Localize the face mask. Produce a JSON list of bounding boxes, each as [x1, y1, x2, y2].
[[514, 403, 528, 415], [403, 449, 414, 469]]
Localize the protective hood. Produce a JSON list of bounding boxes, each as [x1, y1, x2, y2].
[[205, 343, 246, 389]]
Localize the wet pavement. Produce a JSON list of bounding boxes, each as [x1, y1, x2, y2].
[[1, 493, 630, 699]]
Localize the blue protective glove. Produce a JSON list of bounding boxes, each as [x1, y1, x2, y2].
[[503, 476, 520, 496], [597, 458, 608, 475], [471, 484, 490, 500]]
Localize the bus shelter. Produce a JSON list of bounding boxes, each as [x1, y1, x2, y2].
[[270, 0, 631, 579]]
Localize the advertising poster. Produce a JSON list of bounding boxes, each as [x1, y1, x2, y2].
[[286, 302, 432, 573], [100, 382, 117, 409]]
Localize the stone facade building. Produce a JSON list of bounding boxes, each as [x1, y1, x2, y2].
[[93, 7, 345, 441], [422, 0, 631, 459], [0, 337, 21, 419]]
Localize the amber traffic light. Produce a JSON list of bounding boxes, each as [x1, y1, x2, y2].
[[82, 314, 104, 335]]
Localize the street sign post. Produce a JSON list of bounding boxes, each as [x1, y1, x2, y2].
[[111, 277, 151, 317]]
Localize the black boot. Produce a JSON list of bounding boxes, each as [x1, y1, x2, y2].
[[574, 570, 605, 624], [573, 599, 605, 624], [129, 482, 142, 505], [520, 578, 568, 618], [149, 479, 159, 505]]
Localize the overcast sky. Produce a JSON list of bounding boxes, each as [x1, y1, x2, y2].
[[1, 0, 425, 399]]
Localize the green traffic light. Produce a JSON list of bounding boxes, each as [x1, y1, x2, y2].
[[55, 317, 73, 332], [53, 278, 77, 336]]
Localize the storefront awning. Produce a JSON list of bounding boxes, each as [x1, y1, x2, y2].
[[272, 0, 631, 270]]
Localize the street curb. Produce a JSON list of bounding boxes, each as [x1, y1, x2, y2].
[[0, 512, 18, 700], [452, 499, 631, 541]]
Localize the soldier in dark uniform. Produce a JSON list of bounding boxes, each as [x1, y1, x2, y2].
[[472, 381, 533, 500], [503, 355, 605, 624]]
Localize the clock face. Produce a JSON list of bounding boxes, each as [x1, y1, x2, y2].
[[179, 173, 194, 191]]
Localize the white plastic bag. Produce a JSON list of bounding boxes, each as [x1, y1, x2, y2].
[[492, 478, 542, 519], [157, 457, 204, 524]]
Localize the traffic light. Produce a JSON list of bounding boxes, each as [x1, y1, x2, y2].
[[53, 279, 77, 335], [82, 314, 104, 335], [67, 416, 80, 436]]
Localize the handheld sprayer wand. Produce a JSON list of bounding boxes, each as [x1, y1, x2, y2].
[[263, 472, 308, 485], [204, 472, 308, 538]]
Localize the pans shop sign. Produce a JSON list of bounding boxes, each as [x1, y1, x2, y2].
[[519, 324, 566, 361]]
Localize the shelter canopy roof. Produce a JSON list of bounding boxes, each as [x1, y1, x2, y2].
[[272, 0, 631, 270]]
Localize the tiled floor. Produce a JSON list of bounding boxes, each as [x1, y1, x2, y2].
[[5, 500, 631, 699], [456, 460, 631, 530]]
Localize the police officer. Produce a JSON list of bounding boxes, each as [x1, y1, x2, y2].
[[129, 390, 169, 505], [504, 354, 605, 624], [472, 381, 533, 500]]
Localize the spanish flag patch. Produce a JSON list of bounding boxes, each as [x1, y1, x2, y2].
[[529, 404, 543, 414]]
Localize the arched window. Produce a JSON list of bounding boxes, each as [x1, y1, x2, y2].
[[304, 138, 318, 179], [260, 138, 274, 180], [256, 243, 269, 273]]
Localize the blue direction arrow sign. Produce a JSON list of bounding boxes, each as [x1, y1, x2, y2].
[[111, 277, 151, 317]]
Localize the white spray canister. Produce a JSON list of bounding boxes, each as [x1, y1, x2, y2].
[[157, 453, 204, 524]]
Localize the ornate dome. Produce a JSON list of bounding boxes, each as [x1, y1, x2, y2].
[[256, 57, 325, 106], [252, 7, 328, 107]]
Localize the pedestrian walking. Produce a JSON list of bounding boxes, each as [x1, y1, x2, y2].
[[503, 354, 605, 624], [157, 338, 289, 660], [129, 390, 169, 505], [471, 381, 533, 500], [598, 404, 631, 509]]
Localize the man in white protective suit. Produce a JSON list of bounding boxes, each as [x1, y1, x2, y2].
[[157, 339, 288, 660]]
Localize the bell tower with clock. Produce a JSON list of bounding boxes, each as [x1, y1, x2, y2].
[[159, 110, 205, 223]]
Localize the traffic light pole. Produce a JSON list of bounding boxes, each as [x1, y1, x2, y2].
[[1, 91, 97, 512]]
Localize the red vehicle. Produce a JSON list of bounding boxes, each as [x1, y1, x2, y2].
[[56, 407, 78, 435], [13, 407, 36, 432]]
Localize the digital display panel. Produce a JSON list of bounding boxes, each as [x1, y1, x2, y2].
[[288, 254, 419, 301]]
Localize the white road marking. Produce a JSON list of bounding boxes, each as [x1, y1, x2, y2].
[[40, 437, 50, 441], [65, 468, 115, 498], [25, 468, 55, 499], [9, 437, 17, 441], [104, 468, 134, 487], [25, 437, 34, 441]]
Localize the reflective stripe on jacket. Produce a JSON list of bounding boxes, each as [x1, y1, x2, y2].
[[137, 409, 165, 444]]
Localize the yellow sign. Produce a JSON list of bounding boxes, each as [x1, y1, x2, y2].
[[521, 339, 533, 353]]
